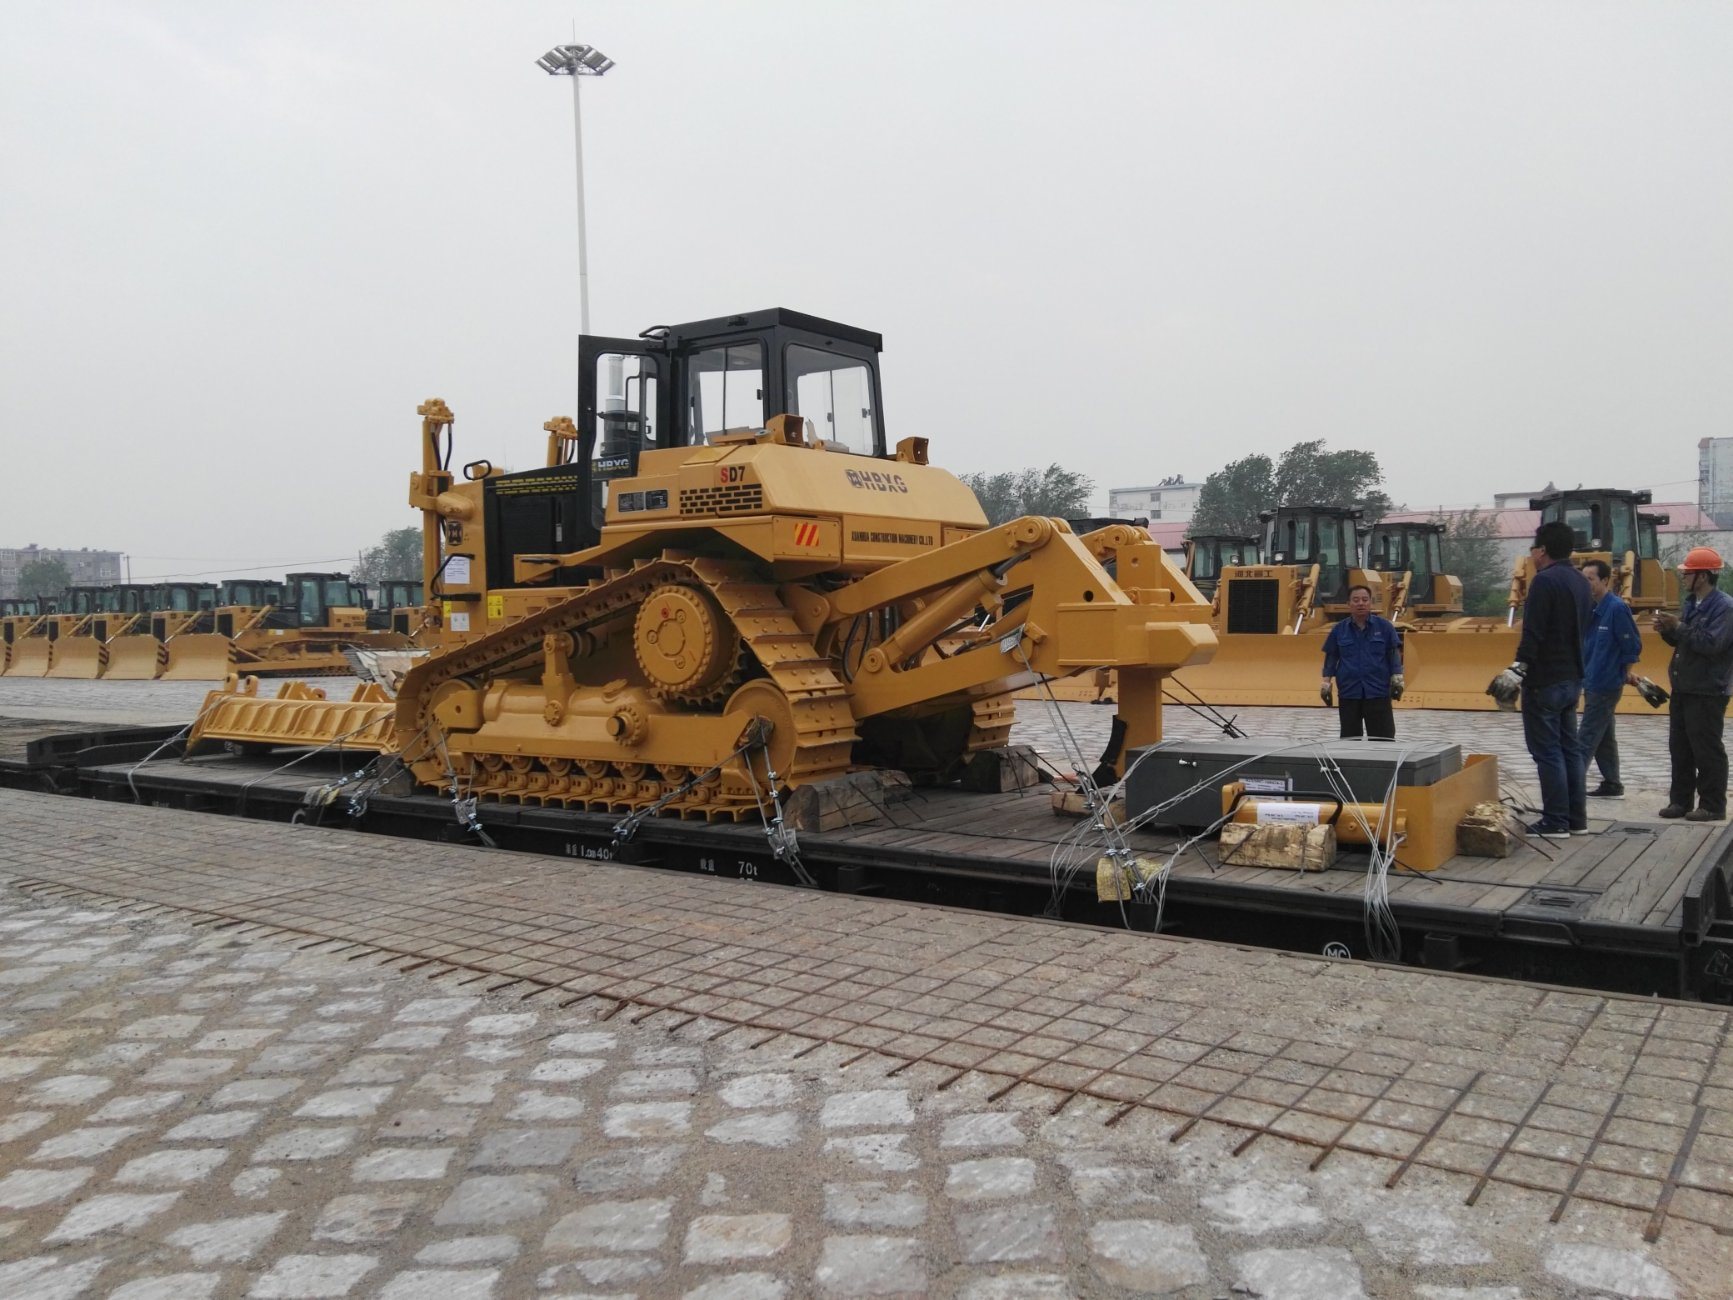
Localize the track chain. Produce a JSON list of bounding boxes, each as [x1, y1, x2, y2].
[[396, 557, 856, 818]]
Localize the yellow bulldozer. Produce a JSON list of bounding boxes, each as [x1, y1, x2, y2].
[[1165, 505, 1384, 706], [1399, 487, 1676, 712], [191, 308, 1218, 817], [103, 582, 220, 680], [161, 574, 413, 680], [0, 597, 52, 677]]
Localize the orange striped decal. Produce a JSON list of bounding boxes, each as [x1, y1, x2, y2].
[[792, 522, 821, 546]]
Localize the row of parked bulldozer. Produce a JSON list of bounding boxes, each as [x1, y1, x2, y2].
[[0, 573, 431, 680], [1050, 487, 1683, 714]]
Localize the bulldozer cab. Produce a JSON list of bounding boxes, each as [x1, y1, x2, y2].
[[283, 572, 357, 628], [1533, 487, 1646, 561], [491, 310, 889, 587], [1366, 521, 1461, 618], [377, 580, 422, 609], [63, 587, 113, 616], [1529, 487, 1648, 600], [1184, 535, 1258, 596], [221, 579, 284, 609], [1261, 506, 1363, 606], [150, 583, 218, 614]]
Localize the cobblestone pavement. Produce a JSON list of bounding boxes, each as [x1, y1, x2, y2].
[[4, 793, 1733, 1296]]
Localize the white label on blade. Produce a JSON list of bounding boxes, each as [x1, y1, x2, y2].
[[448, 612, 470, 632], [1255, 801, 1321, 825], [445, 556, 471, 584], [999, 631, 1023, 656], [1242, 776, 1290, 794]]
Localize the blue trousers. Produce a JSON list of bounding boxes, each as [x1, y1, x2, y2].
[[1578, 689, 1622, 787], [1523, 678, 1585, 831]]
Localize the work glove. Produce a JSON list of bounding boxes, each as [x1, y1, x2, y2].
[[1319, 679, 1333, 706], [1390, 673, 1405, 701], [1486, 662, 1526, 711]]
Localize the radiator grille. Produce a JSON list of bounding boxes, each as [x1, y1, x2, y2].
[[1225, 578, 1280, 634], [679, 484, 764, 516]]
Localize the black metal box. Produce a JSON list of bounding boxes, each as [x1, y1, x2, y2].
[[1124, 737, 1463, 829]]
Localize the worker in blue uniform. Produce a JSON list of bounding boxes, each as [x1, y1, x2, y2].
[[1321, 584, 1404, 739]]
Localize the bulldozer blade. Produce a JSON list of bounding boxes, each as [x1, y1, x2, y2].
[[161, 633, 238, 681], [45, 639, 107, 679], [1169, 632, 1335, 708], [103, 634, 168, 680], [189, 678, 397, 755], [2, 638, 52, 677], [1396, 628, 1519, 712]]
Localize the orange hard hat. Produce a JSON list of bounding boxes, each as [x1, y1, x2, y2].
[[1680, 546, 1724, 573]]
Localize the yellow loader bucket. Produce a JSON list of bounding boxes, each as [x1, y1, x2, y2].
[[161, 633, 238, 681], [1169, 631, 1335, 707], [103, 634, 168, 680], [3, 637, 52, 677], [46, 638, 107, 679]]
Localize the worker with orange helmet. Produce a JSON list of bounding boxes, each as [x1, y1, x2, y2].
[[1654, 545, 1733, 821]]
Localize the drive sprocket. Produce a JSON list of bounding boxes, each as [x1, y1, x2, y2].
[[633, 583, 744, 705]]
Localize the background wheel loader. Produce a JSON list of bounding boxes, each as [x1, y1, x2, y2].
[[191, 308, 1218, 819]]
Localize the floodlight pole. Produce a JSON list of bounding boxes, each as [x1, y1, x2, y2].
[[538, 44, 614, 411], [568, 70, 591, 336]]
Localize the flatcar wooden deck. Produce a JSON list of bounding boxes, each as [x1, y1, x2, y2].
[[10, 737, 1732, 1003]]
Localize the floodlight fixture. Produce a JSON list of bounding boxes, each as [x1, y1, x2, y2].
[[537, 44, 614, 77]]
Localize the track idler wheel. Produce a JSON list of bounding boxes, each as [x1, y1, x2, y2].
[[725, 678, 798, 792], [634, 584, 742, 704]]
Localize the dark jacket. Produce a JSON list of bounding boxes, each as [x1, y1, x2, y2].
[[1517, 560, 1592, 690], [1662, 585, 1733, 696], [1583, 591, 1642, 694], [1322, 614, 1402, 700]]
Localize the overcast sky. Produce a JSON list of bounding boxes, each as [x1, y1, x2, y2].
[[4, 1, 1730, 579]]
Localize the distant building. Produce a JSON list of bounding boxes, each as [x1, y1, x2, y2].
[[1492, 484, 1556, 510], [1108, 476, 1201, 524], [1700, 438, 1733, 528], [0, 545, 123, 599]]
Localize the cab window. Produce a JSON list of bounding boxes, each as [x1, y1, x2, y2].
[[688, 343, 764, 441], [786, 345, 876, 455]]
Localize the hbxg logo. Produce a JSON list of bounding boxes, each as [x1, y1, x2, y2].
[[845, 469, 908, 493]]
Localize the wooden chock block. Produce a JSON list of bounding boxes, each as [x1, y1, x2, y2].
[[960, 745, 1049, 793], [1218, 821, 1336, 871], [1456, 800, 1513, 858], [1051, 785, 1126, 821], [783, 770, 910, 833]]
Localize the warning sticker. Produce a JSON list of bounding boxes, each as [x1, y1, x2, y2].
[[444, 555, 472, 584], [449, 612, 470, 633], [487, 594, 504, 619]]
